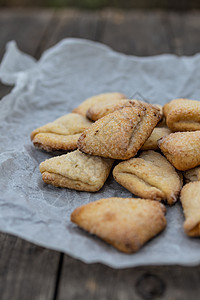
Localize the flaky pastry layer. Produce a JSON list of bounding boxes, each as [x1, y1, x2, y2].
[[158, 131, 200, 171], [141, 127, 171, 150], [113, 150, 182, 205], [31, 113, 92, 152], [184, 166, 200, 183], [72, 92, 126, 116], [40, 150, 113, 191], [163, 98, 200, 132]]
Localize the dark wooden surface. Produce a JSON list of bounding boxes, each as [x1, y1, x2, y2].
[[0, 8, 200, 300]]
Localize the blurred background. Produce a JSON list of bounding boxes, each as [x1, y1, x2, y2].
[[1, 2, 200, 300], [1, 0, 200, 97], [1, 0, 200, 10]]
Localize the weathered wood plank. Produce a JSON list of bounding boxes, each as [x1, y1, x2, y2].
[[38, 9, 174, 57], [0, 9, 54, 99], [0, 9, 54, 60], [0, 233, 60, 300], [99, 9, 172, 56], [168, 11, 200, 55], [57, 255, 200, 300], [1, 10, 200, 300], [36, 9, 99, 58]]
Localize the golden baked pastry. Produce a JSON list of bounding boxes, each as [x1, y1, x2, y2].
[[39, 150, 113, 191], [158, 131, 200, 171], [141, 127, 171, 150], [163, 98, 200, 132], [87, 98, 128, 121], [72, 92, 126, 116], [154, 104, 163, 114], [113, 150, 182, 205], [87, 99, 163, 122], [71, 197, 166, 253], [153, 104, 167, 127], [78, 101, 161, 160], [184, 166, 200, 183], [31, 113, 92, 152], [180, 182, 200, 236]]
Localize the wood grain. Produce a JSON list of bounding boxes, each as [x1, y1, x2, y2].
[[99, 9, 172, 55], [57, 255, 200, 300], [0, 8, 54, 100], [0, 11, 61, 300], [0, 233, 60, 300], [36, 9, 173, 56], [0, 9, 54, 60], [1, 9, 200, 300], [168, 11, 200, 55], [36, 9, 99, 58]]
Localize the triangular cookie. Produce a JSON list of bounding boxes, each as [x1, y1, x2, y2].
[[78, 101, 161, 160], [40, 150, 113, 192], [113, 150, 182, 205], [71, 197, 166, 253]]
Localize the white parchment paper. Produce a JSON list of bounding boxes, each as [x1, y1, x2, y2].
[[0, 38, 200, 269]]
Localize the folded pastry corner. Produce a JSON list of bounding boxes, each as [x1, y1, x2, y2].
[[71, 197, 166, 253], [39, 150, 113, 192], [158, 131, 200, 171], [72, 92, 126, 116], [31, 113, 92, 152], [180, 182, 200, 236], [87, 99, 163, 122], [86, 98, 128, 121], [184, 166, 200, 183], [113, 150, 182, 205], [141, 127, 171, 151], [78, 101, 161, 160], [163, 98, 200, 132]]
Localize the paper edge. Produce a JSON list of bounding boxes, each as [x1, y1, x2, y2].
[[1, 37, 200, 268], [0, 226, 200, 269]]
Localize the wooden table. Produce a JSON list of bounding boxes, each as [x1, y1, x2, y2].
[[0, 8, 200, 300]]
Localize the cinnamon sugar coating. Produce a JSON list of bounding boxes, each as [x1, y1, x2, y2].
[[78, 101, 161, 160]]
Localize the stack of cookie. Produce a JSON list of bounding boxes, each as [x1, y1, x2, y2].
[[31, 94, 200, 253]]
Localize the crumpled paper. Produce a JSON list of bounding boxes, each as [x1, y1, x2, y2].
[[0, 38, 200, 269]]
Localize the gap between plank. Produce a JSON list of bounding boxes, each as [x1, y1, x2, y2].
[[34, 9, 56, 60], [52, 252, 64, 300], [161, 12, 177, 54]]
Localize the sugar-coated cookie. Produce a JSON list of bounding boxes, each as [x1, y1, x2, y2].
[[39, 150, 113, 191], [78, 101, 161, 160], [71, 197, 166, 253], [113, 150, 182, 205], [31, 113, 92, 152]]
